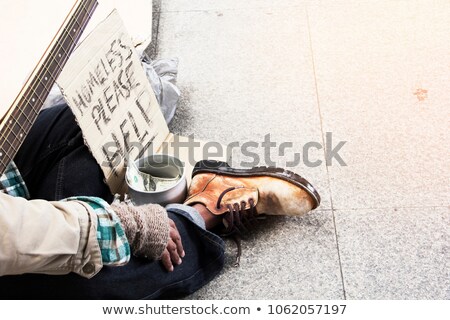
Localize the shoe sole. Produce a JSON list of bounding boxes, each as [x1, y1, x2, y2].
[[192, 160, 321, 209]]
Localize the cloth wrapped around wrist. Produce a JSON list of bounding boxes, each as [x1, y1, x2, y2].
[[111, 202, 169, 260]]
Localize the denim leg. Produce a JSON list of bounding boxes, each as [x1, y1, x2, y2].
[[0, 208, 225, 299], [5, 104, 225, 299], [13, 103, 113, 202], [166, 203, 206, 229]]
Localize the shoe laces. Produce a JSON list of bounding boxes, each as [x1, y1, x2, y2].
[[216, 186, 264, 267]]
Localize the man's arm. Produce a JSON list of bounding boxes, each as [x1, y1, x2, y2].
[[0, 192, 183, 278], [0, 192, 102, 278]]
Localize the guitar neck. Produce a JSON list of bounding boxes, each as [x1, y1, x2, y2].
[[0, 0, 97, 175]]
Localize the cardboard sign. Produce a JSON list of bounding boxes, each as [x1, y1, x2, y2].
[[58, 10, 168, 194]]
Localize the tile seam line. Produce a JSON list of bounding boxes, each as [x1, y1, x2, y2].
[[333, 205, 450, 211], [155, 5, 306, 14], [312, 205, 449, 212], [305, 5, 347, 300], [152, 0, 162, 58]]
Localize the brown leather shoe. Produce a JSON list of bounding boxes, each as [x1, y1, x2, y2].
[[184, 160, 321, 265], [185, 160, 320, 215]]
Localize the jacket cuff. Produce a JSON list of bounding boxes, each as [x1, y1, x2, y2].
[[68, 201, 103, 278]]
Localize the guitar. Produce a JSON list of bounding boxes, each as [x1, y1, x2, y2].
[[0, 0, 98, 175]]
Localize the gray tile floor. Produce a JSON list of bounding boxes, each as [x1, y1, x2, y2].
[[152, 0, 449, 299]]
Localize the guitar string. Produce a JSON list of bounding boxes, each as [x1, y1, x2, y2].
[[0, 0, 95, 147], [0, 0, 96, 169], [0, 1, 95, 170], [0, 4, 88, 168]]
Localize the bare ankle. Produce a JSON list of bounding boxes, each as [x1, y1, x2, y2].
[[192, 203, 222, 230]]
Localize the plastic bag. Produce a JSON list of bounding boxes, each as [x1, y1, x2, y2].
[[141, 55, 181, 124]]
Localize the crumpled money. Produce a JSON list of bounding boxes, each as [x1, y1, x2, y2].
[[126, 161, 180, 192]]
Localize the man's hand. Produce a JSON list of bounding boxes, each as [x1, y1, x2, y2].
[[161, 219, 185, 272]]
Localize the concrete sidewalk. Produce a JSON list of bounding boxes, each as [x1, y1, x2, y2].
[[152, 0, 449, 299]]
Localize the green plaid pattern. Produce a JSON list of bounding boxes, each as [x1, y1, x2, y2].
[[0, 161, 30, 199], [64, 197, 131, 265], [1, 161, 131, 266]]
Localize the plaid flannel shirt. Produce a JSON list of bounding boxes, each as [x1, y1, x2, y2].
[[0, 161, 130, 266], [0, 162, 30, 199]]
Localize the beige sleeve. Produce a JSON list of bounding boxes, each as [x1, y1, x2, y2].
[[0, 192, 102, 279]]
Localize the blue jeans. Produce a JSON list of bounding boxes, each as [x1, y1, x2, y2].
[[0, 104, 225, 299]]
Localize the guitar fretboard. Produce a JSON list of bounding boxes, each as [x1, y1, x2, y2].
[[0, 0, 97, 175]]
